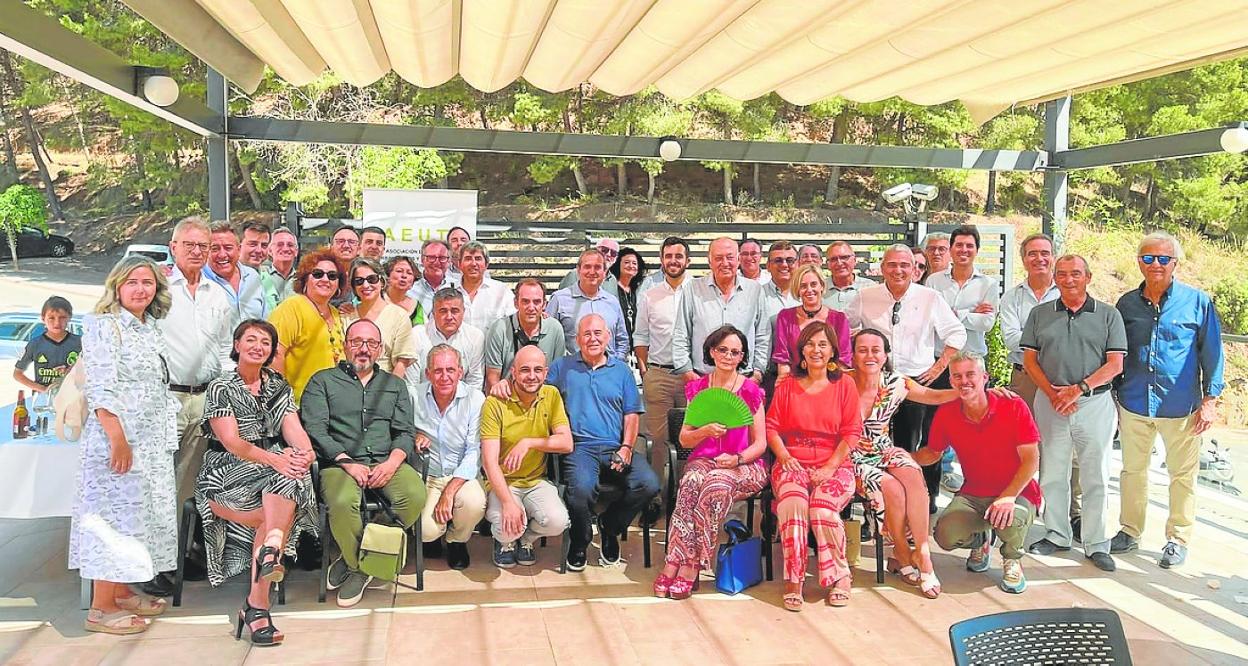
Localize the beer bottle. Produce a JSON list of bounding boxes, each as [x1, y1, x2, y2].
[[13, 390, 29, 439]]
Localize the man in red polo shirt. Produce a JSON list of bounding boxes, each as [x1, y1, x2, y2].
[[914, 352, 1041, 594]]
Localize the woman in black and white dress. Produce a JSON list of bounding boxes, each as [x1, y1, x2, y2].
[[196, 319, 317, 646]]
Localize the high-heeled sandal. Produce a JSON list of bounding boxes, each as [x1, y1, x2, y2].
[[886, 557, 922, 587], [653, 573, 675, 598], [254, 545, 285, 584], [668, 573, 700, 600], [919, 571, 942, 599], [235, 600, 283, 646]]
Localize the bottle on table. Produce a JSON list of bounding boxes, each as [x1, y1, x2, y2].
[[12, 390, 30, 440]]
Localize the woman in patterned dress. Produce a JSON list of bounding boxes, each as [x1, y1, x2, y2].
[[655, 325, 769, 600], [197, 319, 318, 646], [69, 256, 179, 635], [849, 328, 1014, 599]]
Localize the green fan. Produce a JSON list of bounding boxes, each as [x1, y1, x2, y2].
[[684, 387, 754, 429]]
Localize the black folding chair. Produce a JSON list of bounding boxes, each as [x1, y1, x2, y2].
[[949, 608, 1133, 665], [315, 455, 428, 603], [174, 497, 286, 607]]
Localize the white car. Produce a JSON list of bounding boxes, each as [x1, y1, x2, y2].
[[123, 244, 173, 267]]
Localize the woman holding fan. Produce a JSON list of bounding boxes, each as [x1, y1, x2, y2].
[[655, 325, 769, 600]]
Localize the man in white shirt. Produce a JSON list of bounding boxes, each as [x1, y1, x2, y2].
[[153, 216, 235, 594], [409, 239, 457, 320], [925, 226, 1000, 357], [823, 241, 876, 313], [408, 287, 485, 391], [634, 236, 691, 483], [738, 238, 766, 283], [923, 232, 952, 278], [846, 244, 966, 509], [453, 241, 516, 333], [203, 221, 268, 320], [673, 237, 770, 382]]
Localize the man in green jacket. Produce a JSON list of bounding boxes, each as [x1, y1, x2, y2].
[[302, 319, 426, 608]]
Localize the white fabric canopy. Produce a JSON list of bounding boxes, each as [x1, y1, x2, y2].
[[124, 0, 1248, 122]]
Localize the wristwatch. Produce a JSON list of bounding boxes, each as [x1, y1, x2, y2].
[[1078, 379, 1092, 397]]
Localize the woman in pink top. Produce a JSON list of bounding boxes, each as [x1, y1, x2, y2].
[[771, 264, 851, 379], [655, 326, 769, 600], [766, 321, 862, 611]]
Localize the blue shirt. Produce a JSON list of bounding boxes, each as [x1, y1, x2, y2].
[[547, 354, 643, 448], [409, 381, 484, 480], [545, 283, 631, 361], [203, 263, 268, 320], [1115, 280, 1224, 418]]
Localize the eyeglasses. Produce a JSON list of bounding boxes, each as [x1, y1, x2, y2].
[[828, 254, 855, 263], [179, 241, 209, 253], [891, 300, 902, 326], [769, 257, 797, 265], [333, 238, 360, 248], [346, 338, 382, 350], [424, 255, 449, 264], [598, 248, 619, 257], [1140, 254, 1174, 266], [309, 269, 340, 280], [352, 274, 382, 286], [713, 346, 744, 359]]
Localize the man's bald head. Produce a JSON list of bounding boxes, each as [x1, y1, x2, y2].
[[510, 344, 549, 397], [577, 314, 610, 362]]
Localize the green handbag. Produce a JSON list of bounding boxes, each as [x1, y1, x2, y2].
[[358, 495, 407, 582]]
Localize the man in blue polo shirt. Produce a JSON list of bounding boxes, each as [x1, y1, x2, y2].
[[548, 314, 660, 571]]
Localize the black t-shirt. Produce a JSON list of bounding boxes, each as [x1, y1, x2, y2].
[[15, 332, 82, 386]]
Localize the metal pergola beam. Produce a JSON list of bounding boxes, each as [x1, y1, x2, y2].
[[1042, 96, 1070, 249], [1052, 122, 1248, 169], [228, 116, 1048, 171], [0, 0, 221, 137]]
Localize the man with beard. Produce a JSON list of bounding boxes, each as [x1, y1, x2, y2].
[[203, 221, 268, 320], [484, 278, 566, 394], [546, 249, 630, 360], [634, 236, 691, 484], [304, 319, 424, 607]]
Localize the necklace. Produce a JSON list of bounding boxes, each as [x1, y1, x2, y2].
[[801, 305, 822, 319], [710, 373, 740, 393]]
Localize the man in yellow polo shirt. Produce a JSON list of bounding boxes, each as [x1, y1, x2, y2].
[[481, 345, 573, 568]]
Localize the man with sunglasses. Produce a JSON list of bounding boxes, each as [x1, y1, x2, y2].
[[485, 279, 565, 395], [409, 288, 485, 391], [823, 241, 874, 312], [303, 319, 425, 607], [1110, 232, 1223, 569]]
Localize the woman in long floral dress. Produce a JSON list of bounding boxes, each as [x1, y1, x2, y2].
[[69, 256, 180, 635]]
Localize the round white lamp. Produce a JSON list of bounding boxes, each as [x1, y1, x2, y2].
[[1219, 126, 1248, 154], [658, 138, 682, 162], [142, 75, 180, 107]]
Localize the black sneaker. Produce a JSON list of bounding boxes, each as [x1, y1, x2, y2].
[[566, 546, 588, 572], [446, 542, 470, 570], [493, 540, 517, 569], [422, 539, 444, 559], [516, 542, 537, 566], [1109, 530, 1139, 554], [1159, 541, 1187, 569], [1026, 538, 1071, 556], [1071, 516, 1082, 543], [600, 531, 621, 566], [326, 556, 350, 591], [1087, 552, 1116, 572], [139, 572, 175, 598]]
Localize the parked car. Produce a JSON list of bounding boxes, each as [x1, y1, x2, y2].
[[0, 227, 74, 259], [0, 312, 85, 359], [123, 243, 173, 267]]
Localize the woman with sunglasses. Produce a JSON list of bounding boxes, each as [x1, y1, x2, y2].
[[656, 325, 769, 600], [910, 246, 930, 284], [268, 248, 347, 404], [345, 258, 416, 377], [771, 264, 851, 381]]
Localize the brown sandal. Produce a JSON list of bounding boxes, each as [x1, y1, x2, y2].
[[85, 609, 148, 635], [116, 593, 167, 617]]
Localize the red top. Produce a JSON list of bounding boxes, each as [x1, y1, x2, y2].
[[765, 374, 862, 467], [927, 393, 1043, 507]]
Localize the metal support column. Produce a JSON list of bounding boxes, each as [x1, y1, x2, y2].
[[1042, 96, 1070, 252], [207, 68, 229, 221]]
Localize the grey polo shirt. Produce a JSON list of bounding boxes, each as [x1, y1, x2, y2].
[[1019, 296, 1127, 386], [483, 314, 567, 376]]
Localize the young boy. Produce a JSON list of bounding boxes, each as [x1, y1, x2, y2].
[[13, 296, 82, 392]]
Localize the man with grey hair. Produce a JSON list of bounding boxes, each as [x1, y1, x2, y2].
[[261, 227, 299, 310], [410, 343, 487, 570], [547, 249, 630, 360], [846, 243, 965, 508], [922, 232, 952, 278], [410, 238, 456, 320], [1111, 231, 1224, 568], [409, 287, 485, 391], [203, 221, 268, 320], [673, 237, 770, 382], [453, 241, 516, 332], [915, 352, 1041, 594], [823, 241, 874, 312], [1021, 254, 1126, 572]]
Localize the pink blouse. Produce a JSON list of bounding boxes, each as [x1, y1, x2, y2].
[[770, 307, 852, 368], [683, 375, 765, 461]]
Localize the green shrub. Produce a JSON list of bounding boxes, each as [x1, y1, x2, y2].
[[1213, 276, 1248, 335], [986, 319, 1011, 387]]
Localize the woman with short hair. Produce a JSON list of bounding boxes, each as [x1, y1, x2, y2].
[[383, 255, 421, 325], [771, 264, 851, 380], [268, 248, 346, 404], [70, 256, 180, 635]]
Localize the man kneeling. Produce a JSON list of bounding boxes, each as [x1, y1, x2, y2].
[[914, 352, 1041, 594], [411, 344, 488, 570], [303, 320, 427, 607], [482, 346, 573, 568]]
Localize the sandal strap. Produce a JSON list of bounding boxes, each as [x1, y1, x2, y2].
[[89, 609, 143, 628]]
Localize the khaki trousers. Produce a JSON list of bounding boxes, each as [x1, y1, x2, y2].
[[935, 495, 1037, 561], [1011, 367, 1081, 519], [173, 391, 208, 522], [1117, 407, 1200, 545], [322, 464, 427, 570], [641, 368, 688, 489], [419, 476, 487, 544]]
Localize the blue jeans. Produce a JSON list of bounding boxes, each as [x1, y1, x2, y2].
[[562, 442, 661, 550]]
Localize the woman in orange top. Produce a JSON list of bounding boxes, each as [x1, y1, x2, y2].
[[766, 321, 862, 612]]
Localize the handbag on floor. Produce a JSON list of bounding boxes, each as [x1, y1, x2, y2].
[[715, 519, 763, 595]]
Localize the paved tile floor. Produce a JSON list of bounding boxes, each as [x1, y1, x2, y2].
[[2, 484, 1246, 665]]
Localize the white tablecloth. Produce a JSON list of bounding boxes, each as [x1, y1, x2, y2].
[[0, 402, 79, 519]]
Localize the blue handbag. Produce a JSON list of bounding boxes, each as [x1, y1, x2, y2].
[[715, 519, 763, 595]]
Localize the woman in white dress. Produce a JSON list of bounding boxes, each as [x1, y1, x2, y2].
[[69, 256, 180, 635]]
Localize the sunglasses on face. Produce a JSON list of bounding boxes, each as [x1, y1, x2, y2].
[[598, 248, 619, 257], [713, 346, 744, 359], [352, 274, 382, 286], [310, 269, 339, 281], [1140, 254, 1173, 266], [892, 300, 902, 326]]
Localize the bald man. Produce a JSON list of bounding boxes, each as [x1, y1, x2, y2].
[[548, 315, 659, 570]]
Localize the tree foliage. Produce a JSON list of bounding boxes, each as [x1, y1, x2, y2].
[[0, 183, 47, 266]]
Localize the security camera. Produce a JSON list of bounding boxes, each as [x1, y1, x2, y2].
[[910, 184, 939, 202], [881, 183, 912, 204]]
